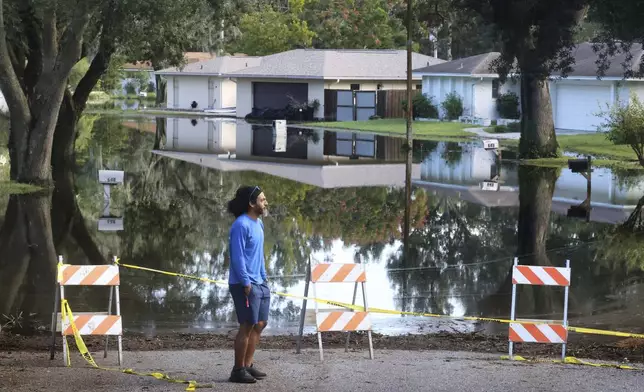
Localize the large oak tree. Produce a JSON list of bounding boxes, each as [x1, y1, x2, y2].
[[458, 0, 589, 158], [0, 0, 225, 185]]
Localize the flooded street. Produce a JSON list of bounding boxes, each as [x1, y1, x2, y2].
[[1, 115, 643, 339]]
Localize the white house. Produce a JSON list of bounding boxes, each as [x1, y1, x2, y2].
[[413, 42, 644, 131], [156, 56, 262, 112], [225, 49, 444, 119]]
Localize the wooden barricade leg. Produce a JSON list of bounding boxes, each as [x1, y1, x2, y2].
[[296, 258, 311, 354], [312, 280, 323, 361], [115, 283, 123, 366], [105, 285, 114, 358], [50, 282, 60, 360], [61, 284, 68, 366], [345, 282, 358, 353], [361, 281, 374, 360], [509, 257, 518, 359], [561, 259, 571, 361]]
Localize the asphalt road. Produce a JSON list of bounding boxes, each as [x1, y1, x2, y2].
[[1, 349, 642, 391]]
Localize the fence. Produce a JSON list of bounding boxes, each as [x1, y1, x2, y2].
[[376, 90, 407, 118]]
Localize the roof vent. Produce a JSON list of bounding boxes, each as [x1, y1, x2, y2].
[[200, 65, 203, 69], [458, 63, 463, 69]]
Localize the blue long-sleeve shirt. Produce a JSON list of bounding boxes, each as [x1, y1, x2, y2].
[[228, 214, 266, 286]]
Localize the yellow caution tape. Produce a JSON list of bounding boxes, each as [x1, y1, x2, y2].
[[60, 299, 211, 391], [501, 355, 641, 370], [112, 259, 644, 340]]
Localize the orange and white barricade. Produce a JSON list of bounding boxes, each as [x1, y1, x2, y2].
[[49, 256, 123, 366], [509, 258, 571, 360], [296, 260, 374, 360]]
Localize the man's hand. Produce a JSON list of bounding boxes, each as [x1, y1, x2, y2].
[[244, 285, 251, 296]]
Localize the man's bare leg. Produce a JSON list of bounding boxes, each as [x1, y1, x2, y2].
[[244, 321, 267, 366], [234, 323, 254, 369]]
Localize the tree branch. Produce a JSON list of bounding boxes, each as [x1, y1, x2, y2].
[[0, 0, 30, 120], [42, 6, 57, 72], [73, 37, 116, 114], [21, 2, 44, 94], [51, 6, 92, 81]]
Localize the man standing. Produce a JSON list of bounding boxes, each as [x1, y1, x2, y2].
[[227, 186, 270, 383]]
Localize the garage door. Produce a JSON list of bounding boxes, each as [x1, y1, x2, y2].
[[555, 84, 612, 131], [253, 82, 308, 110]]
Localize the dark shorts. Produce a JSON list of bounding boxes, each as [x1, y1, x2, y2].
[[229, 282, 271, 325]]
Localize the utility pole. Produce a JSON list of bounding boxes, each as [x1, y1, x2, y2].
[[403, 0, 413, 261]]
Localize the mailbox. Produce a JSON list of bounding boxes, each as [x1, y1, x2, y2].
[[568, 157, 591, 173], [483, 139, 499, 150], [98, 170, 125, 185], [480, 181, 499, 191]]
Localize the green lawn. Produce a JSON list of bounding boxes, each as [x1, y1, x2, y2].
[[308, 119, 476, 139], [500, 132, 642, 170], [557, 133, 638, 161]]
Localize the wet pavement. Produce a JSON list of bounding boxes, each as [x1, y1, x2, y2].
[[1, 349, 642, 392]]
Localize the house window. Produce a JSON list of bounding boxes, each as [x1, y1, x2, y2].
[[492, 79, 500, 98], [350, 83, 360, 91], [416, 84, 423, 90]]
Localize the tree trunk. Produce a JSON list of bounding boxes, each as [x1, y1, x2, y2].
[[519, 74, 559, 159], [156, 74, 167, 107], [51, 91, 78, 170]]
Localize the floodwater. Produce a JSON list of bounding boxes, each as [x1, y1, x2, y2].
[[0, 116, 643, 338]]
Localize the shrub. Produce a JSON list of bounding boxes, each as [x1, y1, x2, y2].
[[441, 92, 464, 120], [496, 92, 520, 119], [491, 122, 520, 134], [599, 93, 644, 166], [124, 81, 137, 95], [402, 93, 439, 120], [147, 82, 156, 93]]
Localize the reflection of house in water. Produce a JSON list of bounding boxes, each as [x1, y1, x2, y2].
[[156, 118, 419, 188], [163, 117, 237, 154], [415, 142, 644, 224], [419, 142, 644, 205]]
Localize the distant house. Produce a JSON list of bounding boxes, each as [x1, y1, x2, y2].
[[120, 61, 155, 95], [413, 43, 644, 131], [156, 55, 262, 111], [226, 49, 444, 119], [122, 52, 216, 96]]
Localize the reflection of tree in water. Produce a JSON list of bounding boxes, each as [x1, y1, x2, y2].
[[0, 193, 58, 320], [59, 115, 435, 328], [440, 142, 464, 168], [595, 194, 644, 273], [386, 190, 518, 315]]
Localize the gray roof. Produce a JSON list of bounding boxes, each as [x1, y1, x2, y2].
[[413, 52, 501, 75], [156, 56, 262, 75], [554, 42, 644, 78], [413, 42, 644, 79], [224, 49, 444, 80]]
